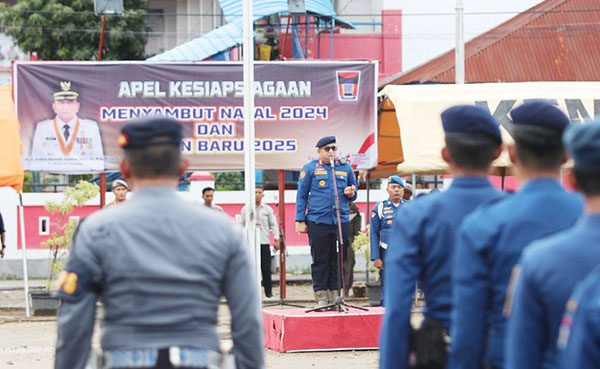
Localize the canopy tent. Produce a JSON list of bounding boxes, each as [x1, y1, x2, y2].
[[0, 83, 24, 191], [367, 97, 404, 179], [375, 82, 600, 177], [0, 83, 29, 316]]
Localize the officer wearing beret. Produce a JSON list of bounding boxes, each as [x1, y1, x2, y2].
[[380, 105, 504, 369], [104, 179, 129, 209], [449, 102, 583, 369], [29, 81, 104, 172], [505, 121, 600, 369], [557, 266, 600, 369], [402, 182, 413, 201], [370, 175, 405, 300], [54, 118, 264, 369], [295, 136, 357, 307]]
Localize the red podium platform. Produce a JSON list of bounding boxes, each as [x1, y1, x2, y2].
[[263, 307, 384, 352]]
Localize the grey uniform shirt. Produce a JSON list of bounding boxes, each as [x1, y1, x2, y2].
[[54, 186, 264, 369], [239, 203, 280, 245]]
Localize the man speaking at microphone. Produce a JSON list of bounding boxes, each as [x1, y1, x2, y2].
[[295, 136, 357, 308]]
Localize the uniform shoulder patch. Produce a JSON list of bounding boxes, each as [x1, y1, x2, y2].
[[54, 263, 94, 302], [300, 170, 306, 179]]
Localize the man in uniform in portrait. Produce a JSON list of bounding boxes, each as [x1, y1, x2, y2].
[[29, 81, 104, 172]]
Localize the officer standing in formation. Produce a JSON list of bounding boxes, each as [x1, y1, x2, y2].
[[449, 101, 583, 369], [370, 175, 405, 299], [104, 179, 129, 209], [295, 136, 357, 307], [555, 123, 600, 369], [558, 266, 600, 369], [505, 121, 600, 369], [29, 81, 104, 172], [54, 117, 264, 369], [380, 105, 504, 369]]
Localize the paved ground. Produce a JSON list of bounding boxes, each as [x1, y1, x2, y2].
[[0, 275, 388, 369]]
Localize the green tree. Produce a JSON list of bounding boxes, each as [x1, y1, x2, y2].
[[0, 0, 149, 60], [43, 180, 99, 290], [213, 171, 244, 191]]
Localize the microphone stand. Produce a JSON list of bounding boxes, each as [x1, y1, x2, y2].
[[306, 154, 367, 313]]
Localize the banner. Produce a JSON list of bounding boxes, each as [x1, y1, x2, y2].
[[380, 82, 600, 175], [14, 61, 378, 173]]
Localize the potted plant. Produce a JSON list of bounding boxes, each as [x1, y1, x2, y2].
[[30, 180, 99, 316], [351, 228, 381, 305]]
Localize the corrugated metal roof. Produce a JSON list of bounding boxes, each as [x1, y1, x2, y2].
[[384, 0, 600, 85], [219, 0, 354, 28], [147, 20, 244, 61]]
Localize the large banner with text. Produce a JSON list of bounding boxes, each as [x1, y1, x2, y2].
[[14, 61, 377, 173]]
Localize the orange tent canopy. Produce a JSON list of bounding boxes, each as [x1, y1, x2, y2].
[[0, 83, 24, 191], [367, 97, 404, 179]]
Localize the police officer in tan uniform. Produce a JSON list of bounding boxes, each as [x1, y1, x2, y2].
[[104, 179, 129, 209]]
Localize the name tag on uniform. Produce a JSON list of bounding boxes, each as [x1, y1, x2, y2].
[[315, 169, 327, 175], [335, 171, 347, 177]]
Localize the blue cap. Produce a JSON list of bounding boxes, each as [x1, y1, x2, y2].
[[441, 105, 502, 144], [388, 175, 405, 187], [119, 117, 183, 149], [563, 121, 600, 170], [316, 136, 336, 148], [510, 101, 570, 133]]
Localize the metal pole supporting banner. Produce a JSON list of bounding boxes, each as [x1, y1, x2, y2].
[[99, 173, 107, 208], [242, 0, 258, 286], [18, 193, 31, 318], [365, 172, 370, 283], [329, 18, 335, 60], [278, 170, 287, 299], [455, 0, 465, 84]]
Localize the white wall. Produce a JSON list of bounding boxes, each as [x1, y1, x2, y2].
[[335, 0, 384, 34], [147, 0, 222, 56], [384, 0, 543, 71]]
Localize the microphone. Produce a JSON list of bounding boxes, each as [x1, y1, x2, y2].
[[328, 152, 336, 168]]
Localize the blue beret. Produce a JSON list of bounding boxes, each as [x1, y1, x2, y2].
[[316, 136, 336, 148], [563, 121, 600, 170], [510, 101, 570, 133], [119, 117, 183, 149], [441, 105, 502, 144], [388, 175, 405, 187]]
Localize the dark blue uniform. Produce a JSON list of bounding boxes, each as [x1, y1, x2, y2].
[[557, 266, 600, 369], [370, 198, 402, 289], [295, 158, 357, 291], [379, 177, 503, 369], [449, 179, 583, 369], [505, 214, 600, 369]]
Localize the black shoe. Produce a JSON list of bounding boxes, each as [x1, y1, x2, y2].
[[265, 293, 273, 298]]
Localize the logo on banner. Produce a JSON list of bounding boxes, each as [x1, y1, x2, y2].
[[336, 71, 361, 101]]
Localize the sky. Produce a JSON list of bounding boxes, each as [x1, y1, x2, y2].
[[386, 0, 544, 71]]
